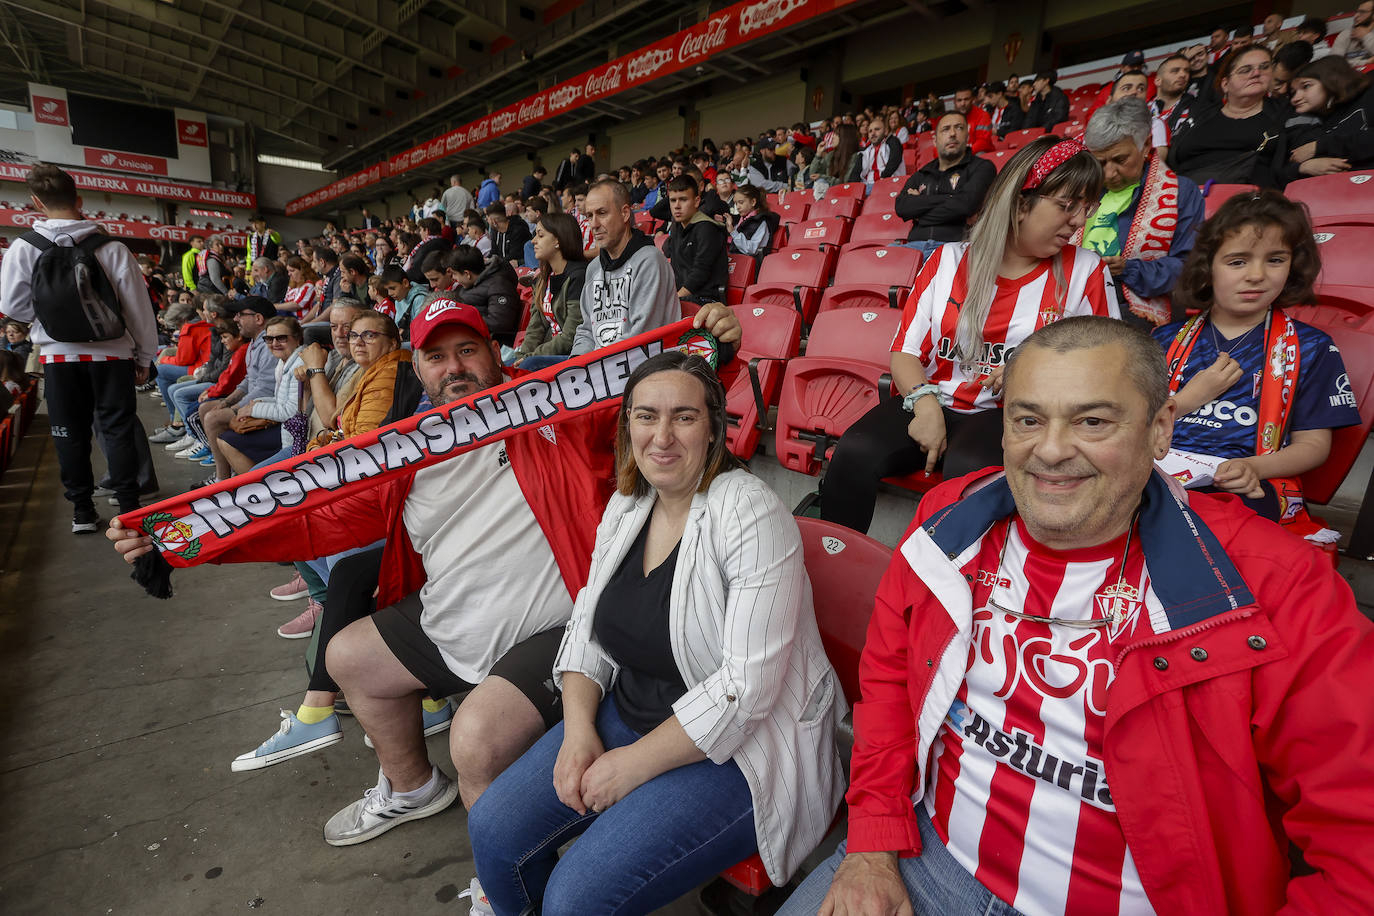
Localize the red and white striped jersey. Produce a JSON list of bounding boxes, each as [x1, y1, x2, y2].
[[285, 283, 318, 313], [577, 211, 594, 252], [891, 242, 1117, 412], [926, 517, 1161, 916]]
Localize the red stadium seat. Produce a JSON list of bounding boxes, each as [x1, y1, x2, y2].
[[717, 303, 803, 459], [741, 247, 837, 322], [1286, 170, 1374, 227], [986, 150, 1015, 172], [1312, 226, 1374, 312], [719, 517, 888, 896], [863, 176, 909, 215], [1062, 120, 1086, 138], [1202, 183, 1258, 219], [817, 245, 922, 314], [1001, 127, 1044, 151], [788, 217, 851, 250], [845, 211, 908, 250], [725, 253, 757, 305], [653, 232, 668, 251], [902, 147, 919, 172], [826, 181, 868, 200], [808, 195, 862, 221], [633, 211, 656, 234], [765, 192, 781, 210], [775, 308, 902, 475], [775, 199, 811, 225]]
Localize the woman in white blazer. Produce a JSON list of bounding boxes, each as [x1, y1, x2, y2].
[[467, 350, 847, 915]]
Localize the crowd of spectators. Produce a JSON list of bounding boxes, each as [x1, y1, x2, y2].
[[6, 11, 1374, 915]]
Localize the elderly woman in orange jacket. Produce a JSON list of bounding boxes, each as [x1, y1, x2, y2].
[[308, 311, 411, 449]]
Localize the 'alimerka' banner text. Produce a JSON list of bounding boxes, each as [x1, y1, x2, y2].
[[118, 319, 716, 568]]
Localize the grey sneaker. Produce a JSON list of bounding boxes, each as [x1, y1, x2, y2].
[[323, 767, 458, 846]]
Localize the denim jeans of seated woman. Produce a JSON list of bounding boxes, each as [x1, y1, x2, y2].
[[154, 361, 191, 420], [776, 804, 1026, 916], [468, 695, 756, 916], [516, 354, 571, 374], [169, 381, 213, 427]]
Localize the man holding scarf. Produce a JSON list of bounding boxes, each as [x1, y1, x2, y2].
[[106, 297, 742, 847], [1078, 98, 1205, 329]]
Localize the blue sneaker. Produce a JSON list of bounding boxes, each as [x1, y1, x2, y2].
[[180, 445, 211, 461], [231, 709, 343, 772], [199, 454, 217, 466], [363, 699, 453, 748]]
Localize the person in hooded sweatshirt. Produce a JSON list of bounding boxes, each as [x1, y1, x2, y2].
[[661, 176, 728, 304], [571, 179, 680, 356], [0, 164, 159, 531], [485, 202, 533, 264], [446, 245, 520, 344]]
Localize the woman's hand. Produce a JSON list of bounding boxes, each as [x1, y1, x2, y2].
[[906, 397, 946, 474], [105, 516, 156, 564], [580, 744, 654, 813], [1290, 141, 1317, 164], [1213, 457, 1265, 498], [980, 366, 1006, 397], [554, 727, 605, 814], [1299, 157, 1351, 176]]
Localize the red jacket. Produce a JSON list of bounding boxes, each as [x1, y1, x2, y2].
[[848, 469, 1374, 915], [208, 395, 617, 610], [163, 319, 213, 369], [964, 105, 995, 153], [204, 344, 248, 400]]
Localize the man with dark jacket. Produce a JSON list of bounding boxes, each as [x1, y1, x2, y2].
[[448, 245, 520, 342], [987, 81, 1025, 138], [406, 217, 453, 286], [521, 166, 546, 200], [746, 138, 794, 192], [1026, 70, 1071, 130], [554, 149, 582, 191], [894, 112, 996, 258], [575, 143, 598, 184], [661, 176, 728, 304], [485, 203, 532, 264]]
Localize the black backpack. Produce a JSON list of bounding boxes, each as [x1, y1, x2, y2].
[[21, 230, 126, 342]]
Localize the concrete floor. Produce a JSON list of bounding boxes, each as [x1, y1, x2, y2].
[[2, 389, 1370, 915]]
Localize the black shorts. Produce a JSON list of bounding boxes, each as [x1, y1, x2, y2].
[[373, 593, 564, 730]]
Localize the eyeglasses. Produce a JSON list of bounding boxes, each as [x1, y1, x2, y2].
[[1231, 62, 1273, 78], [1038, 196, 1100, 220], [348, 329, 387, 343], [262, 334, 292, 344]]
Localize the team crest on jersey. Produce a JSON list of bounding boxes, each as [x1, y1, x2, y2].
[[538, 425, 556, 444], [675, 329, 720, 368], [1097, 582, 1144, 641], [142, 512, 202, 560]]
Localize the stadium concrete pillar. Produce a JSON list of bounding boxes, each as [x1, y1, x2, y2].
[[804, 51, 843, 124], [985, 0, 1047, 82]]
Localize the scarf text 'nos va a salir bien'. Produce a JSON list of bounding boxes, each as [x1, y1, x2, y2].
[[118, 319, 718, 590]]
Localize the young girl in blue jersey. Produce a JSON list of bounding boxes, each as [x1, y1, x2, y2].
[[1154, 190, 1360, 533]]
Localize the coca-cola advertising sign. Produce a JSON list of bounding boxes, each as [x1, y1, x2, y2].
[[178, 119, 208, 147], [287, 0, 857, 214], [33, 96, 69, 127], [83, 148, 168, 177], [0, 163, 255, 207]]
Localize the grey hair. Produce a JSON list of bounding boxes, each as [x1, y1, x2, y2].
[[1084, 98, 1152, 151], [1005, 315, 1170, 418]]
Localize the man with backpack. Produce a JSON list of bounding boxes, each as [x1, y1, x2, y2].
[[0, 164, 158, 532]]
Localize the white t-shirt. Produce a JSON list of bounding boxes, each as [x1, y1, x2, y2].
[[403, 442, 570, 683]]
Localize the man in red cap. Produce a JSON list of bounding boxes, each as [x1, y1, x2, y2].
[[109, 293, 742, 847]]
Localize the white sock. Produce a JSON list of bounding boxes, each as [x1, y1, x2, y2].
[[392, 766, 439, 801]]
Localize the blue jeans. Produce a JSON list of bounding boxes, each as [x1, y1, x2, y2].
[[778, 804, 1025, 916], [469, 696, 757, 916], [169, 381, 212, 426], [250, 445, 294, 470], [892, 239, 945, 260], [154, 362, 191, 420], [517, 354, 570, 373], [523, 239, 538, 270]]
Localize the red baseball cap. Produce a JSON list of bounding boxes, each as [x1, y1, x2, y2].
[[408, 294, 490, 350]]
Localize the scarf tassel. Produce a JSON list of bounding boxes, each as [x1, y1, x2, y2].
[[131, 550, 175, 599]]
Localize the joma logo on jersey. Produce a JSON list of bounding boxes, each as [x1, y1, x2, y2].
[[934, 338, 1011, 368]]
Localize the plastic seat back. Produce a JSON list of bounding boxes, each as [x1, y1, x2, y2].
[[847, 211, 908, 248], [1312, 227, 1374, 312], [862, 176, 908, 215], [796, 517, 890, 701], [1203, 183, 1258, 219], [826, 181, 868, 200], [742, 247, 837, 321], [788, 217, 852, 250], [776, 199, 811, 225], [1287, 170, 1374, 227], [718, 303, 803, 459], [809, 196, 862, 221], [1002, 127, 1043, 150]]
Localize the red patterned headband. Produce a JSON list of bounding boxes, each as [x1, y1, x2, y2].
[[1022, 137, 1088, 191]]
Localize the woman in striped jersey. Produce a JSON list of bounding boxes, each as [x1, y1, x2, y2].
[[820, 135, 1120, 533]]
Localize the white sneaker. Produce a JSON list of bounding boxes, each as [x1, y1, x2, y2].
[[174, 443, 202, 458], [165, 434, 197, 451], [323, 767, 458, 846], [457, 877, 495, 916]]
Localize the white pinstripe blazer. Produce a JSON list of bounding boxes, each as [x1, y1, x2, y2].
[[555, 469, 848, 884]]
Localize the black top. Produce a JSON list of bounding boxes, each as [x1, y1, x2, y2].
[[894, 150, 997, 242], [593, 518, 687, 734], [1168, 100, 1288, 188]]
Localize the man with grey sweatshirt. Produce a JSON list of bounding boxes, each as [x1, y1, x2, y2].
[[0, 165, 159, 531], [571, 179, 680, 356]]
